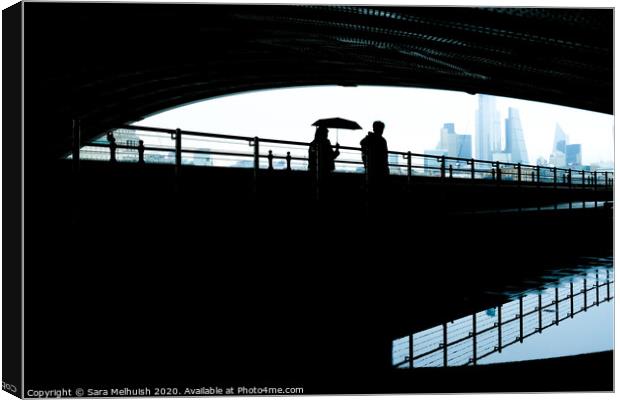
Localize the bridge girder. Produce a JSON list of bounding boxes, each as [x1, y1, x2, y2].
[[23, 4, 612, 159]]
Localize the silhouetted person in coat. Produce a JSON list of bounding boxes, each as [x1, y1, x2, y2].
[[361, 120, 389, 181], [308, 126, 340, 201], [360, 121, 389, 213]]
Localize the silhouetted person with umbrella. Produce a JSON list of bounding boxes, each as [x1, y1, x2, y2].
[[308, 125, 340, 201], [309, 125, 340, 176]]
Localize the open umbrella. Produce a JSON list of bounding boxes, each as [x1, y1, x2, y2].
[[312, 117, 362, 130], [311, 117, 362, 144]]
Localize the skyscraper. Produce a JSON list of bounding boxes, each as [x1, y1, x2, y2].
[[566, 144, 582, 167], [475, 95, 501, 161], [549, 124, 568, 167], [456, 134, 472, 159], [504, 107, 529, 164], [438, 123, 472, 159], [553, 123, 568, 153]]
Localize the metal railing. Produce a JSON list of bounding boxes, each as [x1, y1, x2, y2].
[[70, 123, 615, 190], [392, 268, 614, 368]]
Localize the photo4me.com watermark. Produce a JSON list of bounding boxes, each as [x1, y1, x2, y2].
[[23, 386, 304, 398]]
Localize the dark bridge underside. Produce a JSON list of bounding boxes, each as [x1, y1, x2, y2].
[[24, 4, 612, 159]]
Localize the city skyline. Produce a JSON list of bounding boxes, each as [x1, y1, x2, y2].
[[135, 86, 613, 167]]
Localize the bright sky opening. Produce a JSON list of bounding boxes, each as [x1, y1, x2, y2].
[[134, 85, 614, 167]]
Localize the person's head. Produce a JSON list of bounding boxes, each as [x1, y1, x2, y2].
[[373, 121, 385, 136], [315, 126, 329, 140]]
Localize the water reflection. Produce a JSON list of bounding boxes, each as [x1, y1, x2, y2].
[[393, 262, 614, 368]]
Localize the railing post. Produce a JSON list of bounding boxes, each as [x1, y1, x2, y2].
[[253, 137, 260, 196], [555, 287, 559, 325], [581, 171, 586, 208], [581, 170, 585, 189], [408, 334, 414, 369], [606, 269, 610, 300], [538, 294, 543, 331], [519, 296, 523, 342], [442, 322, 448, 367], [594, 171, 599, 208], [448, 165, 453, 179], [536, 166, 542, 210], [138, 140, 145, 164], [583, 278, 587, 311], [516, 163, 523, 212], [286, 151, 292, 171], [267, 150, 274, 170], [406, 152, 412, 188], [470, 159, 475, 180], [603, 171, 608, 189], [175, 128, 182, 175], [497, 305, 502, 352], [570, 282, 574, 318], [440, 156, 446, 179], [552, 167, 558, 210], [495, 162, 501, 183], [107, 132, 117, 163], [596, 270, 599, 305], [568, 169, 572, 209], [472, 314, 477, 365]]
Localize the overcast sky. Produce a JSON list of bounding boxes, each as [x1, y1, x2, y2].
[[136, 85, 613, 166]]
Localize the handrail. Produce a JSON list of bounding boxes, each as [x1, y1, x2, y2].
[[120, 124, 612, 176], [393, 273, 614, 369], [74, 124, 614, 191]]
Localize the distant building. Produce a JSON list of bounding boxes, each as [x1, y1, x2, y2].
[[590, 161, 614, 172], [492, 151, 511, 164], [191, 152, 213, 166], [439, 123, 473, 159], [233, 159, 254, 169], [456, 134, 473, 159], [112, 128, 140, 148], [549, 124, 569, 167], [273, 159, 286, 170], [424, 149, 448, 176], [79, 128, 141, 162], [504, 107, 529, 164], [388, 153, 404, 175], [536, 156, 548, 167], [566, 144, 582, 167], [475, 95, 501, 161]]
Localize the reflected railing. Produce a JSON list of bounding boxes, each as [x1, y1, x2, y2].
[[70, 124, 615, 190], [392, 269, 614, 368]]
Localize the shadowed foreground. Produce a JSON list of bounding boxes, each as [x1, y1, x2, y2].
[[25, 161, 613, 393]]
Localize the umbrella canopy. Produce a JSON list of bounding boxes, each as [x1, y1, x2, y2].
[[311, 117, 362, 130]]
